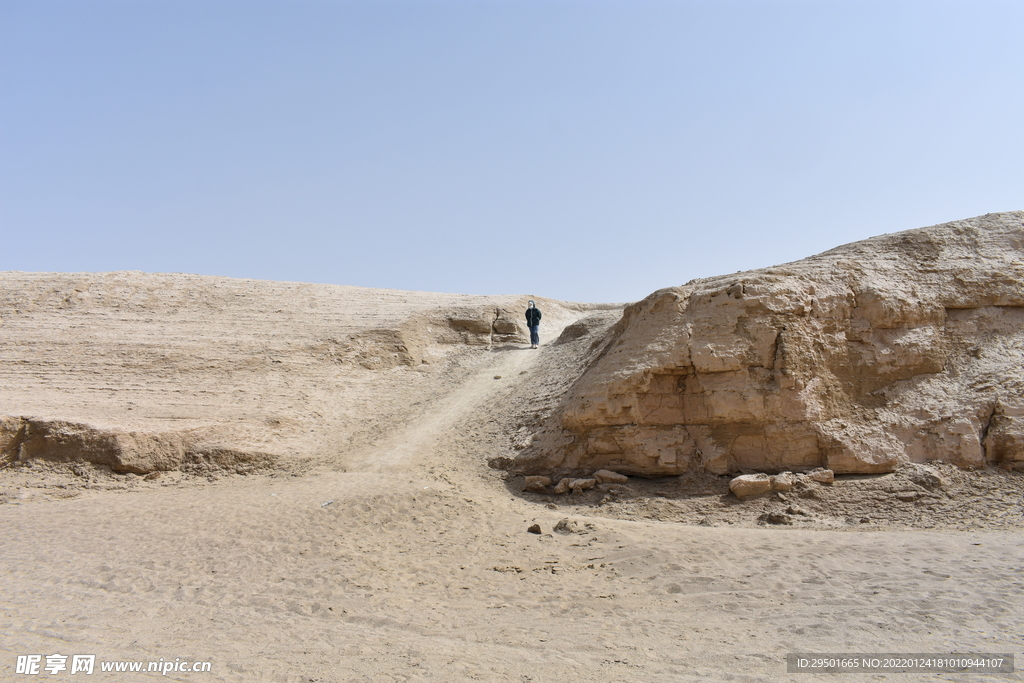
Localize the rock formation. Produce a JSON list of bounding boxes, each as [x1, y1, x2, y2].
[[524, 211, 1024, 476]]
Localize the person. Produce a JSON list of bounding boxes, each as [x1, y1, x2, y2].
[[525, 300, 541, 348]]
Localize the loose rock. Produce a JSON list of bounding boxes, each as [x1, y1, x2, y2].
[[553, 478, 573, 495], [523, 476, 551, 492], [570, 478, 596, 493], [553, 518, 582, 534], [552, 520, 593, 536], [906, 464, 945, 490], [730, 473, 771, 499], [807, 468, 835, 485], [527, 524, 542, 534], [769, 472, 797, 491], [593, 469, 628, 484]]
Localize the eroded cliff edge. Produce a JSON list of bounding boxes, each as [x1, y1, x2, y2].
[[520, 211, 1024, 476]]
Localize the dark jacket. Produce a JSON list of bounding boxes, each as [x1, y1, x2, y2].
[[525, 307, 541, 327]]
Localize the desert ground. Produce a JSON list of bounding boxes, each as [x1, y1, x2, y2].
[[1, 271, 1022, 682]]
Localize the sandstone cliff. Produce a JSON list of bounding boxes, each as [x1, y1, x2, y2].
[[524, 211, 1024, 476]]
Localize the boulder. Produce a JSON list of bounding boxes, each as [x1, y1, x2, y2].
[[523, 476, 551, 492], [730, 473, 771, 499], [553, 478, 573, 495], [570, 478, 596, 493], [904, 464, 946, 490], [593, 469, 628, 484], [807, 468, 835, 485], [769, 472, 798, 491]]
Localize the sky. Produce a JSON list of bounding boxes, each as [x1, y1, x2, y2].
[[2, 1, 1022, 303]]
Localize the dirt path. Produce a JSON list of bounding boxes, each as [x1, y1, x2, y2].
[[346, 345, 542, 474]]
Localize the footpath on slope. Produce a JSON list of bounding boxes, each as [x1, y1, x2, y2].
[[344, 343, 547, 474]]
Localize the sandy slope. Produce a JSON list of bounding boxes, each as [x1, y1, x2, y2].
[[0, 271, 589, 471], [1, 276, 1022, 682]]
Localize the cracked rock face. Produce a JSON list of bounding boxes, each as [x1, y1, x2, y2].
[[528, 211, 1024, 476]]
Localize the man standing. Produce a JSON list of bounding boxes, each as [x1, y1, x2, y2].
[[525, 300, 542, 349]]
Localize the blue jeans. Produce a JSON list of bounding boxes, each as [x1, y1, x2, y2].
[[529, 325, 539, 345]]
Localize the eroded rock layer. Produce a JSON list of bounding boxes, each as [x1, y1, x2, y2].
[[526, 211, 1024, 476]]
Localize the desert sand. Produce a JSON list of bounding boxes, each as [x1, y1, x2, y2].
[[1, 260, 1022, 682]]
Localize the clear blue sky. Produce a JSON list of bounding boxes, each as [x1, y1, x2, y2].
[[2, 1, 1022, 303]]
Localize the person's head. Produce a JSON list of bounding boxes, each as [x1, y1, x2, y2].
[[528, 300, 535, 308]]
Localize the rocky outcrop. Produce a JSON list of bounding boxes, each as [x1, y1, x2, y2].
[[525, 212, 1024, 475], [0, 417, 276, 474], [440, 307, 528, 346]]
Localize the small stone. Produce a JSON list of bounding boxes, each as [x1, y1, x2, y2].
[[570, 478, 596, 492], [523, 476, 551, 492], [553, 478, 573, 495], [807, 468, 835, 485], [769, 472, 797, 491], [593, 469, 628, 484], [729, 473, 771, 500], [527, 524, 542, 534], [786, 505, 808, 516], [766, 512, 793, 525], [144, 471, 162, 481], [554, 517, 582, 534], [494, 375, 502, 380], [906, 464, 945, 490]]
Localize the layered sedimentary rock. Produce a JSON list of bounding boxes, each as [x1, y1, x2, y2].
[[527, 212, 1024, 475]]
